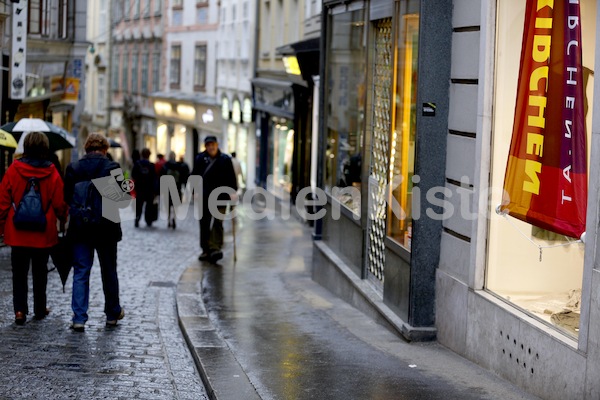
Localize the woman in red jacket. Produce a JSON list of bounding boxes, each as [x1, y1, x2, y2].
[[0, 132, 68, 325]]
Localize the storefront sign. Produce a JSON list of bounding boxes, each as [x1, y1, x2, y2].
[[62, 78, 80, 102], [283, 56, 302, 76], [501, 0, 587, 239], [10, 1, 28, 100], [202, 109, 214, 123]]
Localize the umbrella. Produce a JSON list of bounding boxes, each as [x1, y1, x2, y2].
[[109, 138, 122, 148], [0, 129, 17, 148], [50, 233, 72, 293], [1, 118, 76, 151]]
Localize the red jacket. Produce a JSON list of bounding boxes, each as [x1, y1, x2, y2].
[[0, 158, 68, 248]]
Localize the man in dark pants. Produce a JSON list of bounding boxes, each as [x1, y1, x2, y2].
[[132, 148, 157, 227], [64, 134, 125, 332], [192, 136, 237, 263]]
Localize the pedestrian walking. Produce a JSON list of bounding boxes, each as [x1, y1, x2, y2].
[[162, 151, 182, 229], [0, 132, 68, 325], [178, 155, 190, 200], [64, 133, 125, 332], [132, 148, 158, 227], [192, 136, 237, 263]]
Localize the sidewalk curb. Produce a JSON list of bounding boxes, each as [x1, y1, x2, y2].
[[177, 263, 261, 400]]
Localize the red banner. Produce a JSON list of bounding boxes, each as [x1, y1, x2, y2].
[[501, 0, 587, 239]]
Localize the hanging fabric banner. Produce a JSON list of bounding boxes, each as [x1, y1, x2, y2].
[[501, 0, 587, 239]]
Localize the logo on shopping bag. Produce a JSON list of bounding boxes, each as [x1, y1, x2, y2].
[[91, 168, 135, 223]]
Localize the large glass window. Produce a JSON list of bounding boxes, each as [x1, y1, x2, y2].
[[194, 45, 207, 90], [272, 117, 294, 193], [487, 0, 596, 340], [141, 52, 149, 95], [387, 2, 419, 248], [152, 50, 161, 92], [324, 7, 367, 215]]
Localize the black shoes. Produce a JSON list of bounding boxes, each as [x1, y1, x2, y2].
[[198, 251, 223, 263], [106, 308, 125, 327], [34, 308, 50, 320]]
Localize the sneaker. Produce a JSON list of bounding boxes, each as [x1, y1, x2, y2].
[[106, 308, 125, 327], [198, 252, 211, 261], [210, 251, 223, 263], [71, 323, 85, 332]]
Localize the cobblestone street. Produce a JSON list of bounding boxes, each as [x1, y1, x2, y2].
[[0, 208, 208, 399]]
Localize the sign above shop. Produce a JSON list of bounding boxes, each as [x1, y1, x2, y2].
[[202, 109, 214, 123], [422, 103, 436, 117], [283, 56, 302, 76], [10, 1, 28, 100]]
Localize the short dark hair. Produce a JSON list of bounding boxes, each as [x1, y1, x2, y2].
[[23, 132, 49, 159], [231, 152, 237, 158], [141, 148, 151, 159]]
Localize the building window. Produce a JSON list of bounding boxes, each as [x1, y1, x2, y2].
[[124, 0, 131, 19], [122, 53, 129, 92], [28, 0, 50, 36], [58, 0, 69, 39], [131, 54, 139, 93], [197, 7, 208, 24], [387, 7, 419, 249], [152, 51, 161, 92], [98, 74, 106, 113], [143, 0, 150, 16], [194, 45, 207, 90], [197, 0, 208, 5], [154, 0, 162, 15], [486, 0, 596, 340], [172, 0, 183, 8], [114, 0, 123, 23], [260, 1, 270, 58], [112, 48, 120, 91], [324, 7, 367, 215], [172, 10, 183, 25], [134, 0, 140, 18], [170, 45, 181, 87], [141, 52, 149, 94]]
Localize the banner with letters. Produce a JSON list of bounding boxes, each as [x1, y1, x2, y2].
[[501, 0, 587, 239]]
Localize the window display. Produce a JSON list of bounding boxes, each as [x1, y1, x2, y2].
[[387, 4, 419, 250], [324, 6, 367, 216], [486, 0, 596, 339], [272, 117, 293, 193]]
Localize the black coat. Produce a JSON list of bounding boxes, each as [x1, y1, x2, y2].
[[64, 153, 123, 243], [192, 151, 237, 199], [132, 159, 157, 199]]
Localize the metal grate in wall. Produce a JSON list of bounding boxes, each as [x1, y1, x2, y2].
[[366, 18, 393, 284]]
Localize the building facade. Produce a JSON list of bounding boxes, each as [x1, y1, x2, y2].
[[1, 0, 88, 170], [217, 0, 257, 190], [111, 0, 164, 166], [436, 0, 600, 399], [312, 0, 451, 341], [82, 0, 111, 144], [252, 0, 305, 195], [150, 0, 222, 168]]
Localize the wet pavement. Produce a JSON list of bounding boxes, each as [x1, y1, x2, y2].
[[184, 205, 539, 400], [0, 207, 207, 399]]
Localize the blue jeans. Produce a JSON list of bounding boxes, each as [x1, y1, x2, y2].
[[72, 241, 121, 324]]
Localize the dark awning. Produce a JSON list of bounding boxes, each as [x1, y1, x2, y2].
[[276, 37, 320, 84]]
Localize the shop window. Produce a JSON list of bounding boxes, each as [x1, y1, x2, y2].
[[487, 0, 596, 340], [387, 4, 420, 249], [272, 117, 294, 193], [324, 6, 367, 216], [170, 45, 181, 88]]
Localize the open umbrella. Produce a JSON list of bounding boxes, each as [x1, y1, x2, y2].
[[109, 138, 122, 148], [0, 129, 17, 148], [1, 118, 76, 151]]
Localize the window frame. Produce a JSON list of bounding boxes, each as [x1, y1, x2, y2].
[[169, 44, 181, 89], [194, 44, 207, 91]]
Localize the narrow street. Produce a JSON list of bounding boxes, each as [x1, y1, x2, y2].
[[0, 208, 208, 399]]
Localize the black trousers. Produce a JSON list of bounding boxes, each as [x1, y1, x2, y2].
[[199, 200, 225, 253], [11, 246, 50, 316], [135, 195, 156, 225]]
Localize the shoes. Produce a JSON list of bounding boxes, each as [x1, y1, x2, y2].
[[106, 308, 125, 327], [15, 311, 25, 326], [210, 251, 223, 263], [71, 323, 85, 332], [34, 308, 50, 320], [135, 220, 140, 228], [198, 252, 211, 261]]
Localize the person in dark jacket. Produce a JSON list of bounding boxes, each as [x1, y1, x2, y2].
[[162, 151, 182, 229], [0, 132, 68, 325], [64, 133, 125, 332], [131, 148, 157, 227], [192, 136, 237, 263]]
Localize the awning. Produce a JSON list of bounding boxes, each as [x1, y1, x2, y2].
[[276, 37, 320, 84]]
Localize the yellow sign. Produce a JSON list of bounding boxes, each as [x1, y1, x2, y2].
[[283, 56, 301, 76], [62, 78, 80, 102]]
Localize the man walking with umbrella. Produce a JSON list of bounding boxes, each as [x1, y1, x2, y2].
[[64, 134, 125, 332]]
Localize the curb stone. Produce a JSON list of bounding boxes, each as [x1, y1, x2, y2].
[[177, 263, 261, 400]]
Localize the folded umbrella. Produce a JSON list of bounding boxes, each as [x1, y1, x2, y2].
[[50, 233, 73, 293]]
